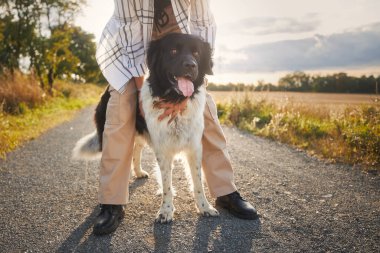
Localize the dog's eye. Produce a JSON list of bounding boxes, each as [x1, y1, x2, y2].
[[193, 51, 199, 57], [170, 48, 177, 55]]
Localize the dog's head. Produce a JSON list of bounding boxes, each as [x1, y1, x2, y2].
[[147, 33, 213, 101]]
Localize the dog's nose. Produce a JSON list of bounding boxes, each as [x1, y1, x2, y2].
[[183, 59, 197, 70]]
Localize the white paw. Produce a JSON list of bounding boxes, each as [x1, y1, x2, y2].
[[198, 205, 219, 217], [135, 169, 149, 179], [155, 207, 174, 223]]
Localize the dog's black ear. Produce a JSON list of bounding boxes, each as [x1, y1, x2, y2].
[[202, 41, 213, 75], [147, 39, 161, 71]]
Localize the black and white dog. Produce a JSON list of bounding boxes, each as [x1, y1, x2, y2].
[[73, 33, 219, 223]]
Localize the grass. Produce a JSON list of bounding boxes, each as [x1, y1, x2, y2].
[[0, 73, 104, 158], [2, 74, 379, 169], [217, 94, 380, 169]]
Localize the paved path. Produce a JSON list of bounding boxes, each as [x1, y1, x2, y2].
[[1, 107, 379, 252]]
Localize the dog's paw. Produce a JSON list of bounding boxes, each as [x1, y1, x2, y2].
[[199, 205, 219, 217], [135, 169, 149, 179], [155, 207, 174, 223]]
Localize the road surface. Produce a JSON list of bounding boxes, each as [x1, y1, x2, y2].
[[1, 107, 379, 252]]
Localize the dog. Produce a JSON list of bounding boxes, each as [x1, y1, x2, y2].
[[73, 33, 219, 223]]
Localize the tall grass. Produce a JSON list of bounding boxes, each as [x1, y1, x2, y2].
[[217, 95, 380, 168], [0, 73, 104, 158], [0, 72, 45, 114]]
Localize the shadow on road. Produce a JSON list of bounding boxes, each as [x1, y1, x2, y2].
[[57, 177, 150, 252], [129, 176, 150, 196], [153, 222, 173, 252], [192, 211, 262, 252], [57, 206, 112, 252]]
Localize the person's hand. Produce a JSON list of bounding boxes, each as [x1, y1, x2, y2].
[[153, 98, 189, 123], [134, 76, 144, 90], [134, 76, 145, 118], [138, 91, 145, 118]]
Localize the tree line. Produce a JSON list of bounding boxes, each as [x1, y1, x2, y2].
[[207, 71, 380, 94], [1, 2, 378, 95], [0, 0, 104, 93]]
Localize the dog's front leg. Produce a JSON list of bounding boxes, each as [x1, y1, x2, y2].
[[132, 136, 149, 178], [155, 154, 175, 223], [186, 148, 219, 217]]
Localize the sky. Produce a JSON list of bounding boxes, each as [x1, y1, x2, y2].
[[76, 0, 380, 84]]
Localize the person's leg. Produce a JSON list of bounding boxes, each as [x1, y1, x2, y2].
[[99, 81, 137, 204], [202, 93, 237, 197], [202, 93, 258, 220], [94, 81, 137, 235]]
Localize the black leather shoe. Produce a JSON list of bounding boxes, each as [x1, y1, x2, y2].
[[93, 204, 125, 235], [216, 191, 258, 220]]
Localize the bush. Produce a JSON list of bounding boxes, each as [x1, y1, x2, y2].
[[217, 97, 380, 168], [0, 72, 45, 114], [218, 94, 274, 132]]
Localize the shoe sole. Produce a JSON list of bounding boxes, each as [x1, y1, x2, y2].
[[216, 202, 259, 220]]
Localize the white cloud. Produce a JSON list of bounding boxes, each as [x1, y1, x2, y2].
[[217, 22, 380, 72], [76, 0, 380, 83], [221, 15, 320, 36]]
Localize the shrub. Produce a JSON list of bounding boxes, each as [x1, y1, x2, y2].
[[0, 72, 45, 114], [217, 97, 380, 168]]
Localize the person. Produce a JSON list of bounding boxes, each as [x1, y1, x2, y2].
[[94, 0, 258, 235]]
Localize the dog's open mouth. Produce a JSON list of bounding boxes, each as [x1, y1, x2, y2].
[[170, 74, 195, 97]]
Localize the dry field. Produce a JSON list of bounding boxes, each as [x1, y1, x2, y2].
[[209, 91, 380, 108], [211, 91, 380, 167]]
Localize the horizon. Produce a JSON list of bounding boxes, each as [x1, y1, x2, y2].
[[76, 0, 380, 84]]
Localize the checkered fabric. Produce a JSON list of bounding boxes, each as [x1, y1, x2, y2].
[[96, 0, 216, 93]]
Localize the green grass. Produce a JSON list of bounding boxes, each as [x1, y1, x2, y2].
[[0, 82, 104, 158], [217, 95, 380, 169]]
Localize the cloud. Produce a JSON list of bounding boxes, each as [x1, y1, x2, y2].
[[221, 14, 320, 36], [217, 22, 380, 72]]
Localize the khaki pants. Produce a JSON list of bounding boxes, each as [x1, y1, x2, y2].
[[99, 81, 237, 204]]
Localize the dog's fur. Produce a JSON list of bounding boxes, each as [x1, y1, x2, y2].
[[73, 33, 219, 223]]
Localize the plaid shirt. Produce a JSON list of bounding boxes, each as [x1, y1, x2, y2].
[[96, 0, 216, 93]]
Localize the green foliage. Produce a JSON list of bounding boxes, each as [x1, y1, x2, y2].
[[337, 107, 380, 165], [218, 98, 380, 168], [218, 94, 274, 132], [278, 71, 311, 91], [0, 0, 104, 93], [69, 26, 105, 83], [208, 82, 254, 91]]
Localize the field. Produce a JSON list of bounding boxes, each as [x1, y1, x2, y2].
[[209, 91, 380, 107], [210, 91, 380, 169]]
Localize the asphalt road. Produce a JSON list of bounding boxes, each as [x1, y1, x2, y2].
[[1, 106, 379, 252]]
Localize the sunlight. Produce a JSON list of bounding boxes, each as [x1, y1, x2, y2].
[[75, 0, 380, 84]]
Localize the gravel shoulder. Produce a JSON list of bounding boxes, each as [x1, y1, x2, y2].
[[1, 106, 379, 252]]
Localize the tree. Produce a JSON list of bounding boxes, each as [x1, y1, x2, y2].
[[0, 0, 40, 74], [69, 26, 105, 83], [0, 0, 90, 91], [278, 71, 311, 91]]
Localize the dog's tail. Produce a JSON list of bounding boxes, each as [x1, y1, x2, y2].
[[72, 131, 102, 160], [72, 86, 111, 161]]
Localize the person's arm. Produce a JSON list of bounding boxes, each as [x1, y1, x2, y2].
[[96, 0, 146, 92]]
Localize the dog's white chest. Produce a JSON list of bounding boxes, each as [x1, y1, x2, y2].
[[140, 84, 206, 151]]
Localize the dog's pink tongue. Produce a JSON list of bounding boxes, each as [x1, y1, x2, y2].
[[177, 77, 194, 97]]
